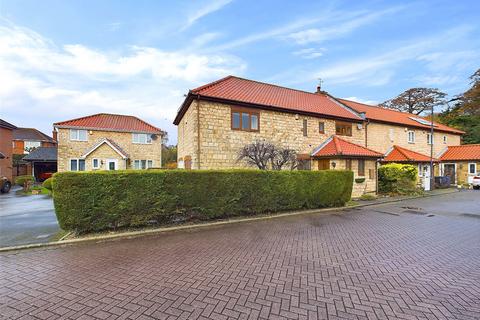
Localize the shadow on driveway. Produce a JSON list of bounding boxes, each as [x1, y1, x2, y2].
[[0, 187, 59, 247]]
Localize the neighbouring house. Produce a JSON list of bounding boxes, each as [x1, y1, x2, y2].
[[23, 147, 58, 181], [54, 113, 164, 172], [438, 144, 480, 185], [0, 119, 17, 183], [174, 76, 466, 196], [383, 145, 440, 189], [12, 127, 57, 179], [338, 99, 463, 182]]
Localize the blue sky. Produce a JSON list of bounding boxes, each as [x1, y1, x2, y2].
[[1, 0, 479, 144]]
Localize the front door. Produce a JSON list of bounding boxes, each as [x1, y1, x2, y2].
[[443, 164, 456, 185], [318, 159, 330, 170], [107, 159, 118, 170]]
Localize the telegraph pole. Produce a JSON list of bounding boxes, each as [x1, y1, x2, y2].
[[430, 103, 435, 190]]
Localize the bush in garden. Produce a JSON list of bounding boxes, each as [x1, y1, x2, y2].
[[378, 163, 418, 195]]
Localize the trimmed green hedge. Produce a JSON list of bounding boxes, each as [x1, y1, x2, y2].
[[42, 177, 53, 191], [53, 169, 353, 233], [15, 175, 35, 186], [378, 163, 418, 195]]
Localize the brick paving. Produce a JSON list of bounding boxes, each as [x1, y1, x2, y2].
[[1, 193, 480, 320]]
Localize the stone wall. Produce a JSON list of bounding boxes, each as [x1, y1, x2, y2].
[[366, 122, 461, 156], [177, 100, 367, 169], [312, 158, 377, 198], [57, 128, 162, 172]]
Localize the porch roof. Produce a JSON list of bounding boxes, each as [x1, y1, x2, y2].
[[81, 138, 129, 159], [311, 135, 383, 159], [383, 145, 439, 163]]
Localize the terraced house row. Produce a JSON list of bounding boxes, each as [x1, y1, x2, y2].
[[174, 76, 479, 197]]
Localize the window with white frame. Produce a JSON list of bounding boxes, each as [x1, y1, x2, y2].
[[407, 130, 415, 143], [443, 135, 447, 144], [24, 140, 41, 153], [92, 158, 100, 169], [418, 164, 423, 176], [134, 160, 153, 170], [427, 133, 434, 145], [70, 129, 88, 141], [70, 159, 85, 171], [469, 163, 477, 174], [132, 133, 152, 144]]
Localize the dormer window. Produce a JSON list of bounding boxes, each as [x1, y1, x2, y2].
[[133, 133, 152, 144]]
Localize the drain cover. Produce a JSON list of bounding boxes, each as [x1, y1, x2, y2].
[[403, 209, 427, 215]]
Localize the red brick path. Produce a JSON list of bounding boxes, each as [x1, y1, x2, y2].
[[1, 199, 479, 319]]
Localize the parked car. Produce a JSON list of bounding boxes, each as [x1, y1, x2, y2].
[[473, 173, 480, 190], [1, 176, 12, 193], [38, 172, 54, 182]]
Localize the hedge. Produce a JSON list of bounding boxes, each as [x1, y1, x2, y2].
[[15, 175, 35, 186], [52, 169, 353, 233], [378, 163, 418, 195], [42, 177, 53, 191]]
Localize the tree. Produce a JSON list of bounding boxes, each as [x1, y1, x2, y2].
[[237, 141, 298, 170], [438, 68, 480, 144], [380, 88, 447, 115], [162, 145, 177, 167]]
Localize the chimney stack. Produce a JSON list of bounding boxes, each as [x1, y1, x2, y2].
[[315, 78, 324, 94], [52, 129, 57, 142]]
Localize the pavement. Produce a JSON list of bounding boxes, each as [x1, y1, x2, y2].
[[0, 187, 59, 247], [1, 190, 479, 320]]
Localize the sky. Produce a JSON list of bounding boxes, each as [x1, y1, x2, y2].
[[1, 0, 479, 144]]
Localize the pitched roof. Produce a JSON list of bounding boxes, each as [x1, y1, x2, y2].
[[81, 138, 129, 159], [311, 135, 383, 158], [338, 99, 464, 135], [23, 147, 57, 162], [174, 76, 362, 124], [439, 144, 480, 161], [0, 119, 17, 130], [54, 113, 163, 134], [13, 128, 55, 143], [0, 151, 5, 159], [384, 145, 437, 162]]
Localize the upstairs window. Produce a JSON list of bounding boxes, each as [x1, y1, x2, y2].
[[24, 141, 41, 154], [231, 108, 259, 132], [335, 121, 352, 136], [427, 133, 434, 145], [70, 129, 87, 141], [407, 130, 415, 143], [319, 122, 325, 134], [133, 133, 152, 144], [303, 119, 308, 137]]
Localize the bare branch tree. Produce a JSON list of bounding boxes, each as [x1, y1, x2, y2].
[[271, 148, 297, 170], [380, 88, 447, 115], [238, 141, 298, 170], [237, 141, 275, 170]]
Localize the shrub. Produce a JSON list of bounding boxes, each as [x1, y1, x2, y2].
[[15, 175, 35, 187], [42, 177, 53, 190], [359, 193, 376, 201], [378, 163, 418, 195], [53, 169, 353, 233]]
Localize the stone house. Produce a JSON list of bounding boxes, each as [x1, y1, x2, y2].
[[54, 113, 164, 172], [0, 119, 17, 183], [438, 144, 480, 185], [174, 76, 466, 196]]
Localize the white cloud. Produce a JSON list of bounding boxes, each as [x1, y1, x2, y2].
[[0, 23, 246, 143], [286, 7, 400, 45], [342, 97, 378, 105], [182, 0, 233, 30], [292, 48, 325, 59]]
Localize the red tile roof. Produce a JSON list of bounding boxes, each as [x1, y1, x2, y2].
[[174, 76, 362, 124], [384, 145, 437, 162], [54, 113, 163, 134], [311, 135, 383, 158], [439, 144, 480, 161], [338, 99, 464, 135]]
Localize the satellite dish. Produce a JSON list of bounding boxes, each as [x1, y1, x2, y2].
[[151, 134, 158, 140]]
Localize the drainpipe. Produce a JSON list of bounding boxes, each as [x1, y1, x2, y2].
[[196, 94, 201, 170], [375, 160, 379, 195]]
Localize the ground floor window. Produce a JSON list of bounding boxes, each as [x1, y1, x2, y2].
[[92, 158, 100, 169], [70, 159, 85, 171], [469, 163, 477, 174], [345, 159, 352, 171], [297, 159, 311, 170], [134, 159, 153, 170], [358, 159, 365, 176]]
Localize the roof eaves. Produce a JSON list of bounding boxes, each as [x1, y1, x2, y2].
[[311, 136, 334, 157]]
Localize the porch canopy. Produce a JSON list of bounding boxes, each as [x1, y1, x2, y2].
[[383, 145, 439, 163], [311, 135, 384, 159]]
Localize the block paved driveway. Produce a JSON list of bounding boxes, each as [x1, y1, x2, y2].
[[1, 191, 479, 320]]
